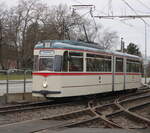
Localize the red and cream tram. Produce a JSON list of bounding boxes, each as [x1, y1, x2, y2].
[[32, 40, 142, 98]]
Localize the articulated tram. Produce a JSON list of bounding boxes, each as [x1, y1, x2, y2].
[[32, 40, 142, 99]]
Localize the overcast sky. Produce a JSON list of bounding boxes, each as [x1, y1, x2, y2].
[[2, 0, 150, 57]]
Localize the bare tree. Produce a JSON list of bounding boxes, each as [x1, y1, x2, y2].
[[0, 3, 9, 69], [0, 1, 119, 69], [8, 0, 48, 67], [98, 29, 119, 49]]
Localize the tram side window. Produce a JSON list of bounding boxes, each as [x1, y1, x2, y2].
[[127, 61, 131, 72], [87, 58, 94, 71], [135, 63, 140, 72], [140, 63, 144, 73], [86, 54, 111, 72], [104, 59, 112, 72], [54, 55, 62, 71], [127, 59, 141, 72], [62, 51, 68, 71], [69, 52, 83, 72], [116, 58, 123, 72]]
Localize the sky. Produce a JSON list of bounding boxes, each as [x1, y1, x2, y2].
[[2, 0, 150, 57]]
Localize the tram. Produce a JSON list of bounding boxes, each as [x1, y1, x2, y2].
[[32, 40, 142, 98]]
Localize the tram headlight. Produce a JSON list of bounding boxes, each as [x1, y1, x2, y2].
[[43, 81, 48, 88]]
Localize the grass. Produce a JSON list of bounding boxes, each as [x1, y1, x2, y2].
[[0, 74, 32, 80]]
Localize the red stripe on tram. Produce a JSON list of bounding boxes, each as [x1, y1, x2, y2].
[[32, 72, 142, 77]]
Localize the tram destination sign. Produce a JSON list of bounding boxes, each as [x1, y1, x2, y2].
[[39, 50, 54, 56]]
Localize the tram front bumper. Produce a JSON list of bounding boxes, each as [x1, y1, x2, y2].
[[32, 90, 61, 97]]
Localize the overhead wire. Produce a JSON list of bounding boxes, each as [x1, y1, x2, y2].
[[136, 0, 150, 24], [94, 8, 134, 27], [121, 0, 150, 26], [73, 0, 83, 5], [136, 0, 150, 11], [71, 4, 99, 42], [94, 7, 146, 35]]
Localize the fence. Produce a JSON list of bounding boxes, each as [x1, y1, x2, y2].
[[0, 69, 32, 103]]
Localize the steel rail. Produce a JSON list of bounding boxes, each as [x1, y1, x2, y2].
[[118, 93, 150, 104], [0, 101, 53, 111], [114, 95, 150, 125], [88, 100, 123, 128], [0, 100, 86, 114]]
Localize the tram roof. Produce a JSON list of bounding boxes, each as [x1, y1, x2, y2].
[[35, 40, 141, 59]]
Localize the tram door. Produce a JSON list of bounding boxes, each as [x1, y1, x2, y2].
[[113, 56, 125, 91]]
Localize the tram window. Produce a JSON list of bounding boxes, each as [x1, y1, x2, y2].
[[94, 59, 104, 71], [140, 63, 143, 73], [127, 62, 131, 72], [104, 59, 111, 72], [69, 52, 83, 72], [87, 58, 96, 71], [69, 58, 83, 71], [69, 52, 83, 56], [54, 55, 62, 71], [86, 54, 111, 72], [137, 61, 141, 72], [116, 58, 123, 72], [62, 51, 68, 71], [127, 59, 141, 72], [39, 57, 54, 71], [33, 55, 39, 71]]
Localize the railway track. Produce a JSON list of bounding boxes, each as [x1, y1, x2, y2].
[[0, 101, 58, 114], [0, 89, 150, 133], [31, 89, 150, 132], [0, 99, 87, 114], [0, 88, 148, 115]]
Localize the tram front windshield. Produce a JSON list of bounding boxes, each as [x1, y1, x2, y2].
[[39, 57, 54, 71]]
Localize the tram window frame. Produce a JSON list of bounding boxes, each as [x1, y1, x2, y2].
[[62, 51, 69, 72], [127, 59, 141, 73], [54, 55, 62, 72], [39, 56, 54, 71], [68, 51, 83, 72], [116, 57, 123, 72], [86, 53, 112, 72], [62, 51, 84, 72]]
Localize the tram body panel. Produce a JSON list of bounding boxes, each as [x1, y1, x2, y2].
[[60, 74, 113, 97], [125, 74, 142, 89], [114, 74, 124, 91], [33, 74, 113, 97]]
